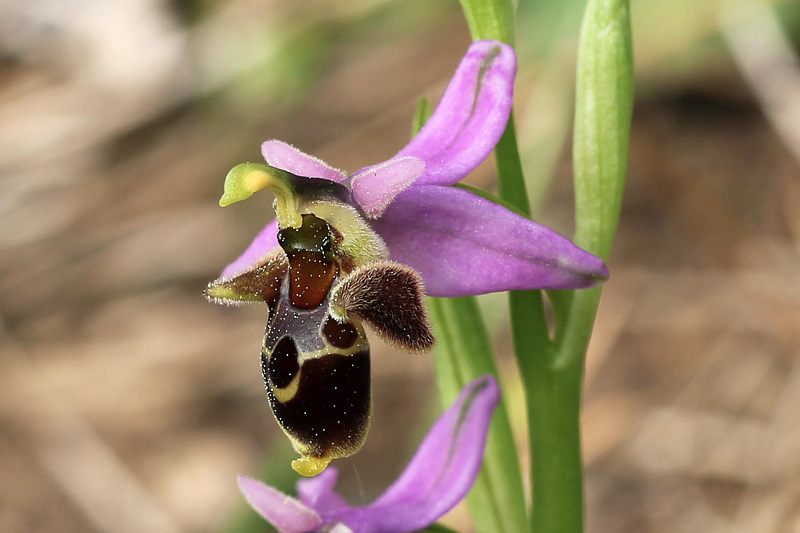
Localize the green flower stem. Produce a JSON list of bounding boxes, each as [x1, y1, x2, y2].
[[411, 96, 433, 138], [527, 350, 585, 532], [495, 114, 529, 217], [458, 0, 579, 529], [539, 0, 633, 531], [457, 0, 516, 45], [495, 118, 588, 533], [496, 102, 586, 533], [420, 523, 460, 533], [413, 95, 527, 533], [429, 297, 528, 533], [459, 1, 633, 532]]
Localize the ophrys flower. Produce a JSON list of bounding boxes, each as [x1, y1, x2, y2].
[[238, 375, 501, 533], [206, 40, 608, 476]]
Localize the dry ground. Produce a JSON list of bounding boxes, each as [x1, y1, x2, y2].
[[1, 1, 799, 531]]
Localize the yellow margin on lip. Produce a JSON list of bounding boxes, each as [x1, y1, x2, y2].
[[270, 368, 302, 403], [268, 321, 368, 404]]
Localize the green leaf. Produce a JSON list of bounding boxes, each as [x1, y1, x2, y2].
[[429, 297, 529, 533], [550, 0, 633, 372], [527, 0, 634, 531], [419, 522, 460, 533], [493, 116, 551, 533], [572, 0, 634, 260], [453, 183, 526, 217], [412, 97, 433, 138], [413, 85, 527, 533]]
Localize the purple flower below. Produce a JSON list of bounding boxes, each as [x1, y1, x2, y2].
[[238, 375, 501, 533], [220, 40, 608, 294]]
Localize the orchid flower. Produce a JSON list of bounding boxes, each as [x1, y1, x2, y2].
[[206, 40, 608, 476], [238, 375, 500, 533], [214, 40, 608, 294]]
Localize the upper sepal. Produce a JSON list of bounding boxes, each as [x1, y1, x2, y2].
[[393, 40, 516, 186], [344, 40, 515, 215]]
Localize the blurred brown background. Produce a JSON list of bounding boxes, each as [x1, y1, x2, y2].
[[1, 0, 800, 531]]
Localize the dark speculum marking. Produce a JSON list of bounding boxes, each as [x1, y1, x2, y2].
[[278, 214, 337, 309], [322, 316, 359, 349], [267, 336, 300, 390], [268, 350, 370, 458]]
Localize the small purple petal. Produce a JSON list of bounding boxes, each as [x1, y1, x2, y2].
[[220, 219, 279, 279], [238, 475, 323, 533], [370, 185, 609, 297], [350, 157, 426, 218], [394, 40, 515, 186], [262, 140, 347, 182], [321, 375, 500, 533], [297, 468, 350, 516]]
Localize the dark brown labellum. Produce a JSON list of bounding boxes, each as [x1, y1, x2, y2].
[[268, 350, 370, 459], [266, 337, 301, 389], [208, 210, 434, 476], [260, 214, 371, 474]]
